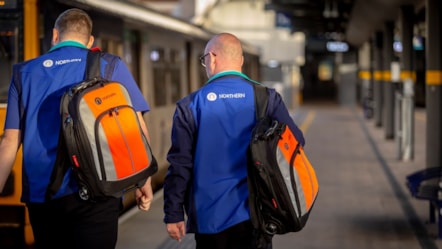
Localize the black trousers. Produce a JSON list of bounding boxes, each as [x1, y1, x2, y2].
[[27, 194, 121, 249], [195, 220, 272, 249]]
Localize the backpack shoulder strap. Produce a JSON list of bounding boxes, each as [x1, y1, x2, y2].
[[86, 48, 118, 80], [253, 84, 269, 120], [102, 53, 119, 80], [45, 128, 70, 201], [85, 49, 101, 79]]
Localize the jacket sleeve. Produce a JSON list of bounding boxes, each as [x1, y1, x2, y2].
[[4, 64, 22, 131], [163, 97, 196, 224], [267, 88, 305, 147]]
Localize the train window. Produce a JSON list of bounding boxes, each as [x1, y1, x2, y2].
[[153, 68, 167, 106], [150, 48, 164, 62], [0, 21, 18, 103], [151, 47, 167, 106], [170, 49, 180, 63], [124, 30, 140, 85], [170, 67, 181, 102], [150, 46, 184, 105]]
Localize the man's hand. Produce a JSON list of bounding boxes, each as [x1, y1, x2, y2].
[[135, 177, 153, 211], [166, 221, 186, 242]]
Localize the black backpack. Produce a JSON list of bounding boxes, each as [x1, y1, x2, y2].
[[247, 84, 319, 241], [46, 49, 157, 201]]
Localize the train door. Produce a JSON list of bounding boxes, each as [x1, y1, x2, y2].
[[142, 31, 188, 183], [148, 37, 187, 106], [0, 15, 21, 249], [0, 5, 34, 247]]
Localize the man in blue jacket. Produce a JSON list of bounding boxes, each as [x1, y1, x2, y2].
[[0, 8, 153, 249], [163, 33, 305, 248]]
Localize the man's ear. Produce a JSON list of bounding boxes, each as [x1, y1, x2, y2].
[[52, 28, 59, 46], [86, 35, 95, 49]]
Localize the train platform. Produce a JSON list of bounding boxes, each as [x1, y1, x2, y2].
[[116, 103, 441, 249]]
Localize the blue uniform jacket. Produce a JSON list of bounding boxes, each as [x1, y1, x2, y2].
[[5, 42, 150, 203], [163, 71, 304, 234]]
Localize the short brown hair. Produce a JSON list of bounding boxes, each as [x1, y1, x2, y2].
[[54, 8, 92, 44]]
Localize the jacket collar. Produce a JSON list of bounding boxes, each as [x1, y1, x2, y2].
[[49, 41, 87, 52], [206, 71, 250, 84]]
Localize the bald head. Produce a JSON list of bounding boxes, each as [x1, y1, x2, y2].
[[204, 33, 244, 76]]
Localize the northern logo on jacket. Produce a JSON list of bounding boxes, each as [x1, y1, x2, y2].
[[207, 92, 217, 101], [42, 58, 82, 67], [43, 60, 54, 68], [207, 92, 246, 101]]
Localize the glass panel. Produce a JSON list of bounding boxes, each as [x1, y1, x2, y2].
[[153, 68, 167, 106], [150, 48, 164, 63], [169, 49, 181, 103], [151, 47, 167, 106], [0, 21, 18, 103], [170, 48, 180, 63], [170, 68, 181, 103], [124, 30, 140, 84]]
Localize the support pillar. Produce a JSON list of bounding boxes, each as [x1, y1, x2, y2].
[[426, 0, 442, 168], [359, 42, 373, 119], [373, 32, 384, 127], [383, 21, 395, 139]]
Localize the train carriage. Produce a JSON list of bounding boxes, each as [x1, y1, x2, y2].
[[0, 0, 261, 247]]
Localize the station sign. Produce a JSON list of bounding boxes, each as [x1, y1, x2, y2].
[[326, 41, 349, 52]]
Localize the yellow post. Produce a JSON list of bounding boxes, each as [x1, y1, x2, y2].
[[23, 0, 39, 60], [22, 0, 39, 244]]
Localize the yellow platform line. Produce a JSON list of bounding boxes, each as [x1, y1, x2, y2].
[[300, 111, 316, 134]]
